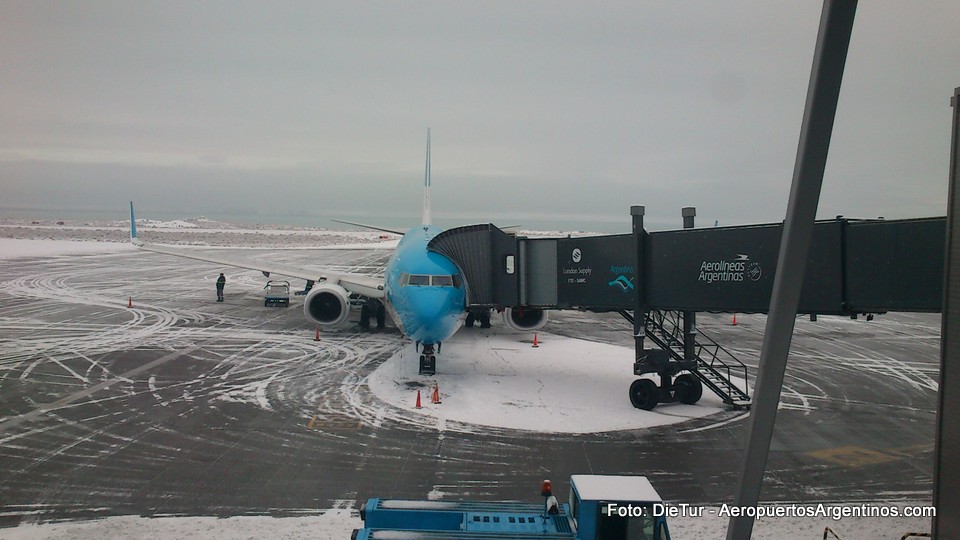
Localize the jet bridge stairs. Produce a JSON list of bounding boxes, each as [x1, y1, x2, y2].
[[619, 310, 751, 410]]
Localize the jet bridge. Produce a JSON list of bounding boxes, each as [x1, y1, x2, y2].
[[428, 215, 945, 410]]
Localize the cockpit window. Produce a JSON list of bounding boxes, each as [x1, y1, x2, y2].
[[431, 275, 454, 287], [407, 274, 431, 286], [401, 274, 462, 287]]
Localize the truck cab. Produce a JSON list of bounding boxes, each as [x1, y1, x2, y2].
[[568, 474, 671, 540]]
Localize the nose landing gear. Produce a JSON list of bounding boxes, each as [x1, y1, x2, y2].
[[418, 342, 437, 375]]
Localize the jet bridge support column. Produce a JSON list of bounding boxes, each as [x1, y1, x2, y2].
[[628, 205, 677, 411], [631, 205, 647, 363], [681, 207, 697, 364]]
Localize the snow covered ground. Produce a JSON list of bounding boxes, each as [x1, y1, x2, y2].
[[368, 330, 730, 433], [2, 511, 361, 540], [0, 238, 134, 260]]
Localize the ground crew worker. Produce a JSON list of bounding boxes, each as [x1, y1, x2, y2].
[[216, 273, 226, 302]]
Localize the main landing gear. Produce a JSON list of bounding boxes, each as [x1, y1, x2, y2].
[[417, 342, 440, 375], [464, 309, 491, 328], [359, 299, 386, 331]]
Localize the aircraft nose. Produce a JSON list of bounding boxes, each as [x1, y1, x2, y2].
[[408, 288, 464, 339], [409, 288, 457, 320]]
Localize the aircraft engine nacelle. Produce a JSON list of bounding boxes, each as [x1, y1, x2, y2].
[[303, 283, 351, 326], [502, 306, 549, 332]]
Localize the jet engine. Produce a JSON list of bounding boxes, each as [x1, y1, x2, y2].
[[502, 306, 549, 331], [303, 283, 351, 326]]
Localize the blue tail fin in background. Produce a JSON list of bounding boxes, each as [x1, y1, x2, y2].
[[422, 128, 432, 226], [129, 201, 138, 242]]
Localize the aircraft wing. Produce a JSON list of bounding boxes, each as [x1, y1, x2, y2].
[[330, 218, 406, 236], [129, 205, 385, 299]]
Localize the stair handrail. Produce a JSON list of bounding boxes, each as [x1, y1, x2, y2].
[[645, 310, 751, 403]]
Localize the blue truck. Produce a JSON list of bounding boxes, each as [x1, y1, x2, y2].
[[353, 474, 672, 539]]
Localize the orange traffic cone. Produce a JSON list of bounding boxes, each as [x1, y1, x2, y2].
[[415, 390, 422, 409], [314, 325, 321, 341], [732, 313, 738, 326], [532, 333, 539, 348], [431, 384, 441, 404], [128, 296, 132, 308]]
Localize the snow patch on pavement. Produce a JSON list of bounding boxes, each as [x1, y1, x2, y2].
[[2, 511, 361, 540], [367, 329, 727, 433], [0, 238, 133, 260]]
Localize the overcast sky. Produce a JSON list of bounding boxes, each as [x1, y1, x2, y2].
[[2, 1, 958, 231]]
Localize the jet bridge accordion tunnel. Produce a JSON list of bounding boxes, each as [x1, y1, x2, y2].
[[427, 216, 945, 409]]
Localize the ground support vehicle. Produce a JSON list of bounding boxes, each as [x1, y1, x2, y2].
[[263, 280, 290, 307], [353, 474, 671, 539]]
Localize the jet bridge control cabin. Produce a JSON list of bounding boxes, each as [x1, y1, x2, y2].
[[427, 215, 945, 410]]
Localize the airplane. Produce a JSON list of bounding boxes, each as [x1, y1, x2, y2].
[[129, 130, 548, 374]]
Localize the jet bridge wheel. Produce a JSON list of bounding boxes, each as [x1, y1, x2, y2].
[[674, 373, 703, 405], [629, 379, 659, 410]]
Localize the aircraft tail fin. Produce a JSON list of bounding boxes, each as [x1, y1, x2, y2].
[[129, 201, 140, 244], [422, 128, 432, 226]]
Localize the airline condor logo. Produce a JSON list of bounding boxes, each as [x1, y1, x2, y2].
[[698, 254, 762, 284]]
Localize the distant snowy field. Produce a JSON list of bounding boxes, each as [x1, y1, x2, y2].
[[0, 217, 392, 248], [0, 218, 935, 539], [0, 217, 591, 249], [0, 238, 134, 259]]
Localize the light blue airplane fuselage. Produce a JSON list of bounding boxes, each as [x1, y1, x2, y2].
[[383, 225, 466, 346]]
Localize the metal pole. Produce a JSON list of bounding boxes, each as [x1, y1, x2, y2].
[[932, 86, 960, 539], [631, 205, 646, 362], [682, 207, 697, 363], [727, 2, 857, 538]]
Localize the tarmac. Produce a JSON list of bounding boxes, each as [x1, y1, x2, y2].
[[0, 246, 940, 527]]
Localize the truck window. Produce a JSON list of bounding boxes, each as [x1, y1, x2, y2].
[[569, 488, 579, 530], [598, 503, 656, 540]]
